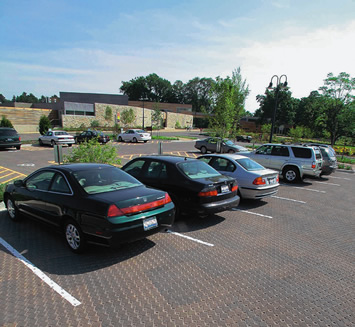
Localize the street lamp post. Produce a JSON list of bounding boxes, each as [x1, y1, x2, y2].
[[140, 96, 148, 130], [267, 74, 288, 143]]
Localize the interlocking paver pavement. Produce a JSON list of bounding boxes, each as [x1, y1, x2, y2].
[[1, 171, 354, 326]]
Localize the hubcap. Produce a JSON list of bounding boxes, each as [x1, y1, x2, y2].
[[7, 199, 15, 219], [286, 170, 296, 181], [66, 224, 80, 250]]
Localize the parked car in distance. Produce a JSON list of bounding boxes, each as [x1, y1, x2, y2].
[[242, 144, 323, 183], [304, 144, 337, 176], [117, 129, 151, 143], [194, 137, 248, 154], [0, 127, 21, 150], [236, 135, 252, 143], [4, 163, 175, 253], [74, 130, 110, 144], [39, 130, 75, 147], [122, 155, 240, 218], [198, 154, 279, 200]]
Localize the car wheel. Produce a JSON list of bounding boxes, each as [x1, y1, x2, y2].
[[51, 140, 56, 147], [170, 194, 181, 220], [39, 139, 43, 146], [283, 167, 300, 183], [64, 219, 86, 253], [228, 149, 235, 154], [133, 137, 138, 143], [144, 140, 147, 143], [6, 196, 21, 221], [68, 144, 72, 147], [16, 145, 21, 150], [118, 136, 123, 142], [200, 146, 207, 154]]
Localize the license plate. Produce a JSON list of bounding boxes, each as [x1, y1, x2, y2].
[[221, 185, 229, 193], [143, 217, 158, 231], [268, 177, 276, 184]]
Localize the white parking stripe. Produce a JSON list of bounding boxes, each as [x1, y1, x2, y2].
[[314, 181, 340, 186], [0, 237, 81, 307], [232, 208, 273, 219], [281, 184, 326, 193], [271, 196, 306, 204], [166, 230, 214, 247], [328, 176, 352, 180]]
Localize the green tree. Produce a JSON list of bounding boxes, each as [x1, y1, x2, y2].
[[208, 68, 249, 138], [318, 72, 355, 146], [0, 94, 8, 104], [183, 77, 215, 113], [0, 116, 13, 128], [39, 115, 51, 135], [105, 106, 113, 121], [64, 138, 121, 165], [151, 106, 163, 131], [121, 108, 135, 127], [289, 126, 303, 143], [15, 92, 39, 103]]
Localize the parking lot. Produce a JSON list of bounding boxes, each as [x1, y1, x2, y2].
[[0, 141, 354, 326]]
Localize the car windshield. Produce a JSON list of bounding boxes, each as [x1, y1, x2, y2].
[[136, 130, 145, 133], [73, 167, 142, 194], [236, 158, 265, 171], [224, 140, 234, 146], [55, 131, 68, 136], [178, 161, 220, 179]]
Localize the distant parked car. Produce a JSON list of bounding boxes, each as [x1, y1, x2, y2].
[[242, 144, 323, 183], [198, 154, 279, 200], [194, 137, 248, 154], [304, 144, 337, 176], [4, 163, 175, 253], [39, 130, 75, 147], [74, 130, 110, 144], [122, 155, 240, 218], [0, 127, 21, 150], [236, 135, 252, 143], [117, 129, 151, 143]]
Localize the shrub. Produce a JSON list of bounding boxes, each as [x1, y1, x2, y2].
[[105, 106, 113, 121], [0, 183, 7, 202], [39, 115, 51, 135], [63, 138, 121, 166], [175, 121, 182, 129], [0, 115, 13, 128], [90, 120, 100, 128]]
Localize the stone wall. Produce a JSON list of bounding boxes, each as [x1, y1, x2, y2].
[[62, 103, 194, 129], [0, 107, 56, 133]]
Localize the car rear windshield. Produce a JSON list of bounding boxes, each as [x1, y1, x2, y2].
[[177, 161, 220, 179], [0, 129, 17, 136], [236, 158, 265, 171], [291, 147, 312, 158], [73, 167, 142, 194]]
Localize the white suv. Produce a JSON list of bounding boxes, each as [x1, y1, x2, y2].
[[243, 144, 323, 183]]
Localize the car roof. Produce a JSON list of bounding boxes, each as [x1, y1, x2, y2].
[[131, 155, 198, 164], [199, 153, 251, 160], [42, 163, 114, 173], [0, 127, 16, 131]]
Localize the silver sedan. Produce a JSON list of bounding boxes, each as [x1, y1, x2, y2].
[[117, 129, 151, 143], [198, 154, 279, 200]]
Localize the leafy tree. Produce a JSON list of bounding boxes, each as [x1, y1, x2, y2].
[[64, 138, 121, 165], [151, 107, 163, 131], [289, 126, 303, 143], [208, 68, 249, 138], [255, 86, 298, 129], [0, 115, 13, 128], [183, 77, 215, 113], [105, 106, 113, 121], [39, 115, 51, 135], [0, 94, 8, 104], [15, 92, 39, 103], [121, 108, 135, 127], [318, 72, 355, 146]]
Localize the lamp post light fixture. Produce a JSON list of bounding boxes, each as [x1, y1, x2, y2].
[[267, 74, 288, 143]]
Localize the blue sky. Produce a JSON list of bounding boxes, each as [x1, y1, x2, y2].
[[1, 0, 354, 112]]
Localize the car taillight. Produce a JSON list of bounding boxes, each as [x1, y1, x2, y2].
[[198, 189, 218, 197], [19, 136, 21, 141], [253, 177, 266, 185], [107, 193, 172, 217], [276, 175, 279, 182], [231, 185, 238, 192], [312, 161, 316, 169]]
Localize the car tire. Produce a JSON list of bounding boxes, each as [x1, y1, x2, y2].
[[118, 136, 123, 142], [51, 140, 56, 147], [6, 196, 21, 221], [64, 219, 86, 254], [200, 146, 207, 154], [283, 167, 300, 183], [16, 145, 21, 150], [39, 139, 43, 146], [228, 149, 235, 154], [144, 140, 147, 143], [68, 144, 72, 147], [133, 137, 138, 143], [170, 194, 181, 220]]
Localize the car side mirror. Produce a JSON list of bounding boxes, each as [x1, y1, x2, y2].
[[14, 180, 24, 187]]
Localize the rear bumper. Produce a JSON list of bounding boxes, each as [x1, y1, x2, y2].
[[197, 195, 240, 215], [240, 185, 279, 199]]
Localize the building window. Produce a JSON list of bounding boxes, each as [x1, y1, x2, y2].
[[64, 102, 95, 116]]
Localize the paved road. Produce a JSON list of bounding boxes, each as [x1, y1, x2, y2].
[[0, 140, 354, 326]]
